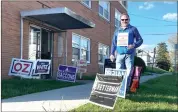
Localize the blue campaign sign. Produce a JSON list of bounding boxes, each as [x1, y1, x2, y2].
[[117, 75, 128, 98], [57, 65, 77, 82], [34, 60, 51, 74]]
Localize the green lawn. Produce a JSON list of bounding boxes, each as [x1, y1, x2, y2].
[[2, 78, 81, 99], [143, 66, 169, 75], [72, 73, 178, 112]]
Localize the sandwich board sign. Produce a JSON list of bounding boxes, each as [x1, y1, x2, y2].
[[104, 68, 128, 98], [89, 73, 123, 109]]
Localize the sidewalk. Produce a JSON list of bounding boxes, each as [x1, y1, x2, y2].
[[2, 73, 172, 112]]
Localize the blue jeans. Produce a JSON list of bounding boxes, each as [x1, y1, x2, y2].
[[116, 53, 135, 72], [116, 53, 135, 90]]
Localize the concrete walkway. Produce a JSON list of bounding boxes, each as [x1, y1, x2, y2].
[[2, 73, 172, 112]]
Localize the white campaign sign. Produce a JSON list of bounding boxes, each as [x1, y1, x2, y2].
[[117, 32, 129, 46], [8, 58, 34, 78], [105, 68, 126, 76]]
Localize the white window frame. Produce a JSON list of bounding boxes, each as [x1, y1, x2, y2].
[[119, 1, 127, 10], [98, 43, 109, 65], [115, 8, 121, 28], [72, 33, 91, 63], [81, 0, 91, 9], [98, 1, 110, 21]]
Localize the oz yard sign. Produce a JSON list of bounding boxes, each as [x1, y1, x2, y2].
[[8, 58, 34, 78]]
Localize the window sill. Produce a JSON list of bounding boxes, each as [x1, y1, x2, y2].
[[98, 63, 104, 65], [80, 2, 92, 10], [98, 13, 110, 23]]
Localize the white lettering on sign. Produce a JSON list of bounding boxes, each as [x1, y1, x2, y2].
[[105, 68, 126, 76], [58, 71, 75, 80], [37, 65, 48, 70], [95, 83, 119, 93]]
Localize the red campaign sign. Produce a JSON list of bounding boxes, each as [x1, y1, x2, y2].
[[77, 60, 87, 73], [77, 60, 87, 66], [9, 58, 34, 76]]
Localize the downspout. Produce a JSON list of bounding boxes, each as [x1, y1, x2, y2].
[[20, 17, 23, 59], [65, 31, 67, 65]]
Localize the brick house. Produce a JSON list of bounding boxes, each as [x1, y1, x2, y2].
[[2, 1, 127, 79]]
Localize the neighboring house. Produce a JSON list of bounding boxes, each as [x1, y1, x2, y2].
[[2, 1, 127, 79], [136, 49, 156, 67]]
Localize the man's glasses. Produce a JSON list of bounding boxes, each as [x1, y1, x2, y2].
[[121, 19, 128, 21]]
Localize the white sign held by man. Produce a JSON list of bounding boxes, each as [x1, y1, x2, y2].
[[117, 32, 128, 46]]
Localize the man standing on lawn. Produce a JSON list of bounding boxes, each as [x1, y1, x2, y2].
[[110, 13, 143, 90]]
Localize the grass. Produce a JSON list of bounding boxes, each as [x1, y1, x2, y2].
[[2, 78, 82, 99], [143, 66, 169, 75], [72, 73, 178, 112]]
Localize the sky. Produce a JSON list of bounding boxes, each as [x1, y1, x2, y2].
[[128, 1, 177, 52]]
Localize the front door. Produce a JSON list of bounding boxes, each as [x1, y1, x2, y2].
[[28, 26, 53, 79], [28, 26, 41, 60]]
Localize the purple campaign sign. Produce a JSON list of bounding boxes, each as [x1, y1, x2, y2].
[[57, 65, 77, 82]]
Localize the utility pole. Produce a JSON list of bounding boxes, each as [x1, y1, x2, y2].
[[174, 44, 178, 73], [152, 47, 156, 71]]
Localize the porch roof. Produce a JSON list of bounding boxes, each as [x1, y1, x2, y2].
[[20, 7, 95, 30]]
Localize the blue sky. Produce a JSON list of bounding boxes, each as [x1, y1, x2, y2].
[[128, 1, 177, 51]]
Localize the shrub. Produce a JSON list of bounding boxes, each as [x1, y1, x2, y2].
[[134, 56, 146, 73], [156, 61, 170, 71]]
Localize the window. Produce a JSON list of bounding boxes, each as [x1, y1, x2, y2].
[[72, 33, 90, 63], [120, 1, 127, 9], [28, 26, 41, 60], [99, 1, 110, 21], [115, 9, 121, 28], [81, 0, 91, 8], [98, 43, 109, 64]]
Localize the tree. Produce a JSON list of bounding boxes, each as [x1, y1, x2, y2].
[[167, 34, 178, 71], [167, 34, 178, 64], [155, 42, 171, 71]]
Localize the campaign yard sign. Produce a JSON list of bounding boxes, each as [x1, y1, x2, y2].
[[89, 73, 123, 109], [105, 68, 126, 76], [57, 65, 77, 82], [8, 58, 34, 78], [77, 59, 87, 73], [130, 66, 142, 92], [104, 68, 128, 98], [34, 59, 51, 74]]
